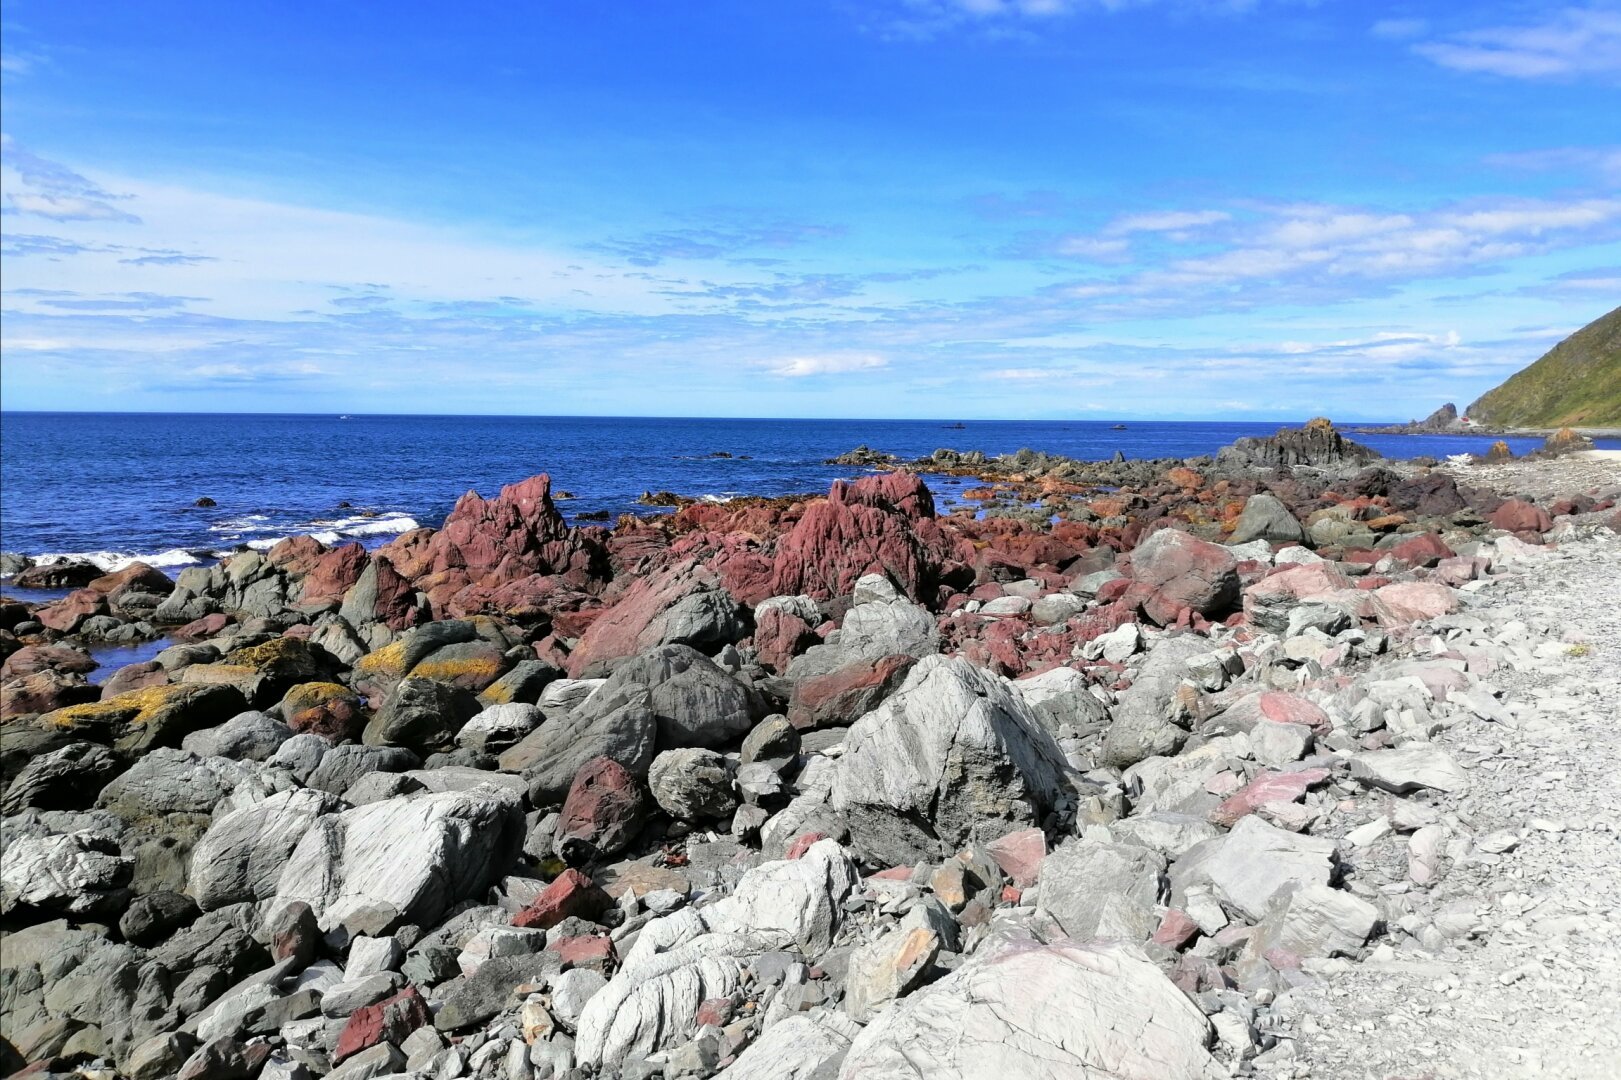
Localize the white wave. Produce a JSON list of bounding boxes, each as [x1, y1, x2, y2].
[[208, 514, 273, 533], [338, 515, 418, 537], [1446, 453, 1473, 465], [245, 529, 344, 551], [699, 494, 737, 504], [24, 548, 204, 572]]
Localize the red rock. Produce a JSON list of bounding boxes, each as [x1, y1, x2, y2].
[[868, 865, 916, 881], [360, 555, 423, 631], [695, 997, 737, 1028], [1257, 692, 1331, 734], [752, 606, 818, 675], [1489, 499, 1552, 536], [35, 589, 108, 633], [332, 987, 431, 1065], [288, 697, 366, 741], [565, 559, 739, 678], [1126, 528, 1240, 627], [397, 473, 608, 587], [512, 869, 611, 930], [1432, 556, 1487, 587], [786, 653, 917, 730], [1, 644, 97, 680], [984, 827, 1046, 888], [552, 934, 615, 971], [770, 473, 965, 601], [298, 542, 370, 606], [99, 660, 170, 698], [1209, 768, 1329, 828], [785, 832, 829, 860], [175, 613, 231, 640], [86, 561, 175, 599], [1000, 885, 1023, 904], [1389, 533, 1454, 568], [0, 668, 99, 718], [554, 757, 647, 863], [265, 534, 329, 577], [1152, 909, 1200, 950], [1248, 561, 1351, 602]]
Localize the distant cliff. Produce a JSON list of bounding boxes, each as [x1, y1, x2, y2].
[[1468, 305, 1621, 428]]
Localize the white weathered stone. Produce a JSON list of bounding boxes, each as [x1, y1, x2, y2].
[[1351, 745, 1471, 794], [188, 787, 341, 910], [843, 926, 940, 1022], [714, 1010, 860, 1080], [837, 932, 1220, 1079], [1037, 839, 1166, 943], [705, 839, 858, 954], [1170, 815, 1336, 922]]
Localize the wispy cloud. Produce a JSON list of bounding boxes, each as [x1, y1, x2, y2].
[[1483, 145, 1621, 182], [1104, 209, 1231, 235], [595, 220, 846, 266], [35, 291, 206, 312], [1, 135, 141, 223], [762, 353, 889, 377], [1413, 5, 1621, 81]]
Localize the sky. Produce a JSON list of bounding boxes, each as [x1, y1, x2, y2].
[[1, 1, 1618, 420]]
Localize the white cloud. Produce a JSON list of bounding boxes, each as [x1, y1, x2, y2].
[[4, 190, 141, 223], [1484, 145, 1621, 181], [1413, 6, 1621, 80], [1105, 209, 1230, 234], [1053, 235, 1132, 258], [763, 353, 889, 377], [1371, 18, 1428, 41]]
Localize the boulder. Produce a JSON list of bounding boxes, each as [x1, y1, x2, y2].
[[362, 676, 480, 755], [504, 684, 658, 804], [837, 932, 1220, 1079], [1100, 636, 1211, 769], [705, 839, 859, 953], [98, 748, 293, 820], [338, 556, 422, 632], [1010, 666, 1109, 739], [0, 831, 132, 916], [598, 644, 758, 748], [1350, 745, 1470, 794], [1170, 816, 1337, 922], [554, 756, 648, 863], [1, 742, 124, 813], [39, 683, 247, 755], [712, 1010, 859, 1080], [787, 653, 917, 731], [831, 655, 1074, 866], [305, 744, 419, 796], [1129, 529, 1240, 626], [567, 560, 746, 678], [1228, 493, 1308, 547], [1489, 498, 1552, 535], [843, 926, 940, 1023], [1037, 839, 1167, 943], [268, 787, 525, 938], [648, 747, 739, 820], [297, 542, 369, 606], [771, 472, 957, 601], [456, 702, 543, 754], [181, 711, 292, 761], [188, 788, 343, 910]]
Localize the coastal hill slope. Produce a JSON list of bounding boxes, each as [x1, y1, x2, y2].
[[1468, 304, 1621, 428]]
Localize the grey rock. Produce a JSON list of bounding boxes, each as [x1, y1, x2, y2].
[[1010, 666, 1109, 739], [1350, 745, 1471, 794], [0, 831, 131, 915], [363, 676, 480, 755], [712, 1010, 859, 1080], [266, 732, 331, 781], [181, 710, 293, 761], [457, 702, 544, 754], [0, 742, 124, 813], [602, 644, 758, 748], [98, 748, 293, 820], [305, 743, 419, 796], [435, 954, 562, 1031], [1169, 815, 1337, 922], [320, 972, 403, 1017], [831, 655, 1075, 866], [1036, 838, 1166, 943], [741, 714, 801, 765], [120, 889, 200, 946], [268, 787, 525, 939], [549, 968, 608, 1032], [506, 685, 658, 804], [705, 839, 859, 953], [1099, 636, 1211, 769], [843, 926, 940, 1023], [1229, 493, 1308, 546], [188, 787, 342, 910], [648, 748, 738, 820], [1246, 881, 1380, 960]]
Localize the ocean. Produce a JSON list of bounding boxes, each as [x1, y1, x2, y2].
[[2, 412, 1607, 573]]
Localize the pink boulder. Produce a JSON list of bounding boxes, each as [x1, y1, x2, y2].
[[1127, 528, 1240, 627], [1389, 533, 1454, 568], [1372, 581, 1458, 626], [35, 589, 108, 633], [753, 606, 819, 675], [512, 869, 612, 930], [1210, 767, 1329, 828], [984, 827, 1047, 888], [786, 654, 917, 730], [554, 757, 647, 863], [333, 987, 431, 1065], [1489, 499, 1552, 536]]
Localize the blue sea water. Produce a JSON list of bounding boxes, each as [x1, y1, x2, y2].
[[2, 412, 1609, 575]]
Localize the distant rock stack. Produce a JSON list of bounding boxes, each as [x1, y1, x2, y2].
[[1419, 403, 1458, 430], [1216, 417, 1382, 470], [1481, 440, 1513, 463]]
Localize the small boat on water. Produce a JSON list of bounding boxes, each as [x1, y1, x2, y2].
[[1111, 423, 1128, 430], [944, 422, 967, 429]]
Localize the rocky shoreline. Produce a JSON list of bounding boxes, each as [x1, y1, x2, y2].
[[2, 421, 1619, 1080]]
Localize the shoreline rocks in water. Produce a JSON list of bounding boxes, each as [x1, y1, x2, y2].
[[0, 422, 1618, 1079]]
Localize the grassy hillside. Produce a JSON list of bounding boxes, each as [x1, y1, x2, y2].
[[1468, 305, 1621, 428]]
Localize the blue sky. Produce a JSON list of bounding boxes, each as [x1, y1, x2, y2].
[[2, 1, 1618, 419]]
